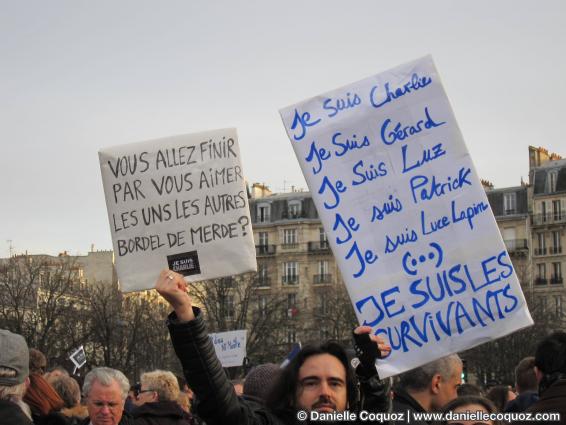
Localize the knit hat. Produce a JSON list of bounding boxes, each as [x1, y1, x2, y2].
[[243, 363, 280, 401], [0, 329, 29, 386]]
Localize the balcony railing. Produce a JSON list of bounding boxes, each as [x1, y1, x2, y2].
[[282, 275, 299, 285], [313, 274, 332, 284], [531, 213, 566, 226], [534, 248, 547, 256], [551, 277, 564, 285], [504, 239, 528, 252], [535, 278, 548, 285], [308, 241, 330, 253], [256, 245, 276, 256], [255, 277, 271, 287], [549, 246, 563, 255]]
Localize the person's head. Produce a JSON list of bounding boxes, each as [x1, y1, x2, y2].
[[44, 366, 70, 384], [265, 341, 356, 414], [514, 356, 537, 393], [138, 370, 180, 405], [231, 379, 244, 396], [485, 385, 515, 412], [457, 383, 484, 398], [439, 395, 500, 425], [398, 354, 463, 411], [0, 330, 29, 401], [243, 363, 281, 401], [534, 331, 566, 382], [83, 367, 129, 425], [50, 375, 81, 409], [29, 349, 47, 375]]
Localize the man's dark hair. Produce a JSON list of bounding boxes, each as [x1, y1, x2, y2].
[[264, 341, 357, 415], [515, 356, 537, 393], [535, 331, 566, 375], [457, 383, 484, 397], [440, 396, 501, 425]]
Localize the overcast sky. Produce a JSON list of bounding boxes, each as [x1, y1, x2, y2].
[[1, 0, 565, 257]]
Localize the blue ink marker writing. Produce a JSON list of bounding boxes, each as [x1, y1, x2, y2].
[[369, 72, 433, 109], [290, 109, 321, 141], [305, 141, 331, 175], [323, 92, 362, 118], [380, 106, 445, 146]]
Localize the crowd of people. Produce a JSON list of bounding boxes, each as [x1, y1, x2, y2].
[[1, 269, 565, 425]]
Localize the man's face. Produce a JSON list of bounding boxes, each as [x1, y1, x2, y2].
[[87, 379, 124, 425], [432, 363, 462, 411], [295, 353, 347, 412]]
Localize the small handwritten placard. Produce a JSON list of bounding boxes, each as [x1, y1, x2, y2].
[[99, 129, 256, 292], [279, 56, 533, 378], [209, 330, 247, 368]]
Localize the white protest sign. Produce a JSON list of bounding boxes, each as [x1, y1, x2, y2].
[[209, 330, 247, 368], [279, 56, 533, 378], [99, 129, 256, 292], [69, 345, 86, 375]]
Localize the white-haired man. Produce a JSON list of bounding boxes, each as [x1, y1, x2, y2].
[[82, 367, 133, 425], [392, 355, 463, 424]]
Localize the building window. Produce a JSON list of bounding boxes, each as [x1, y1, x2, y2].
[[319, 227, 328, 247], [283, 261, 298, 284], [553, 200, 563, 222], [318, 293, 329, 315], [287, 293, 297, 309], [257, 263, 269, 286], [288, 201, 302, 219], [258, 232, 268, 246], [539, 297, 547, 314], [287, 328, 296, 343], [536, 233, 546, 256], [556, 296, 563, 317], [283, 229, 298, 247], [552, 262, 562, 284], [220, 295, 235, 319], [536, 263, 547, 285], [548, 170, 558, 193], [257, 204, 270, 223], [541, 201, 548, 222], [318, 260, 329, 275], [314, 260, 331, 284], [503, 192, 516, 215], [258, 296, 268, 318], [551, 231, 562, 254]]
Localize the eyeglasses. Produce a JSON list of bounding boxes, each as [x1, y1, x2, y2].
[[135, 389, 155, 398]]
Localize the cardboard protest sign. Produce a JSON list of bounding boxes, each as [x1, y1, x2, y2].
[[279, 56, 533, 378], [99, 129, 256, 292], [209, 330, 247, 367]]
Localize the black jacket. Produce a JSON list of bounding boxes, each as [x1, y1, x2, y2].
[[167, 307, 389, 425], [391, 388, 429, 425], [505, 390, 539, 413], [133, 400, 195, 425], [80, 411, 135, 425], [524, 379, 566, 425], [0, 399, 34, 425]]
